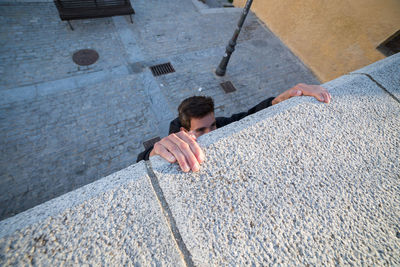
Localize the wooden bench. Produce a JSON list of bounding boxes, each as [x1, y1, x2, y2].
[[54, 0, 135, 30]]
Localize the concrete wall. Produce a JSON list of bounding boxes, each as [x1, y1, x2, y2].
[[234, 0, 400, 82], [0, 54, 399, 265], [0, 162, 186, 266]]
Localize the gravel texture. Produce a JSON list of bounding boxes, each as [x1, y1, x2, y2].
[[0, 162, 184, 266], [352, 53, 400, 101]]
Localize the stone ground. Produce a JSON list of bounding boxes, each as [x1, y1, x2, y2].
[[0, 0, 318, 220]]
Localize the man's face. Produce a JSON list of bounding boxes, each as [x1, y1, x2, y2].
[[189, 112, 217, 138]]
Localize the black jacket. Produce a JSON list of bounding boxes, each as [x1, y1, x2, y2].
[[136, 97, 275, 162]]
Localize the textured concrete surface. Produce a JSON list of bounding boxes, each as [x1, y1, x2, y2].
[[352, 53, 400, 101], [0, 0, 318, 219], [0, 162, 185, 266], [151, 56, 400, 265]]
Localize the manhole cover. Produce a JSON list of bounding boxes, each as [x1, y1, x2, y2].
[[72, 49, 99, 66]]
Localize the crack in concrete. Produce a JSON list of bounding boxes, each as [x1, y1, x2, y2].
[[145, 161, 194, 267], [350, 73, 400, 104]]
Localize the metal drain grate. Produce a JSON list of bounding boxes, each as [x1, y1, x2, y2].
[[220, 81, 237, 93], [149, 62, 175, 76], [143, 137, 161, 150]]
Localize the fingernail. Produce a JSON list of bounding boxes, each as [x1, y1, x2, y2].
[[199, 153, 205, 163], [296, 90, 301, 95], [193, 162, 200, 172], [182, 164, 190, 172]]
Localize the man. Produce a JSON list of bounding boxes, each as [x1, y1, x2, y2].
[[137, 83, 331, 172]]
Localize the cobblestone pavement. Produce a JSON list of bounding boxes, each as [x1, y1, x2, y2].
[[0, 0, 319, 219], [0, 3, 127, 90]]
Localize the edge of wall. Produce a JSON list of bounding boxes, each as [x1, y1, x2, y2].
[[0, 163, 147, 238]]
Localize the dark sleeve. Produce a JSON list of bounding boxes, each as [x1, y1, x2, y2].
[[136, 146, 153, 162], [216, 97, 275, 128], [136, 118, 182, 162]]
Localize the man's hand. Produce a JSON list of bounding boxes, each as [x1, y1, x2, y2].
[[272, 83, 331, 105], [150, 131, 205, 172]]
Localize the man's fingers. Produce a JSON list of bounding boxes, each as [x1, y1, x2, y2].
[[187, 131, 197, 140], [323, 92, 330, 103], [169, 133, 200, 172], [177, 131, 205, 163], [318, 93, 325, 102], [152, 131, 204, 173], [153, 142, 176, 163], [161, 137, 191, 172], [296, 84, 331, 104]]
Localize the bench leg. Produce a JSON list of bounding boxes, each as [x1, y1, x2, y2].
[[67, 20, 74, 31], [129, 14, 133, 24]]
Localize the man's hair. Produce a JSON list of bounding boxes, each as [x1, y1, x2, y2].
[[178, 96, 214, 130]]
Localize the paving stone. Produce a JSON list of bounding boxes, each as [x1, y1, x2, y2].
[[112, 16, 146, 63], [0, 85, 37, 105], [150, 73, 400, 265], [0, 3, 126, 90]]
